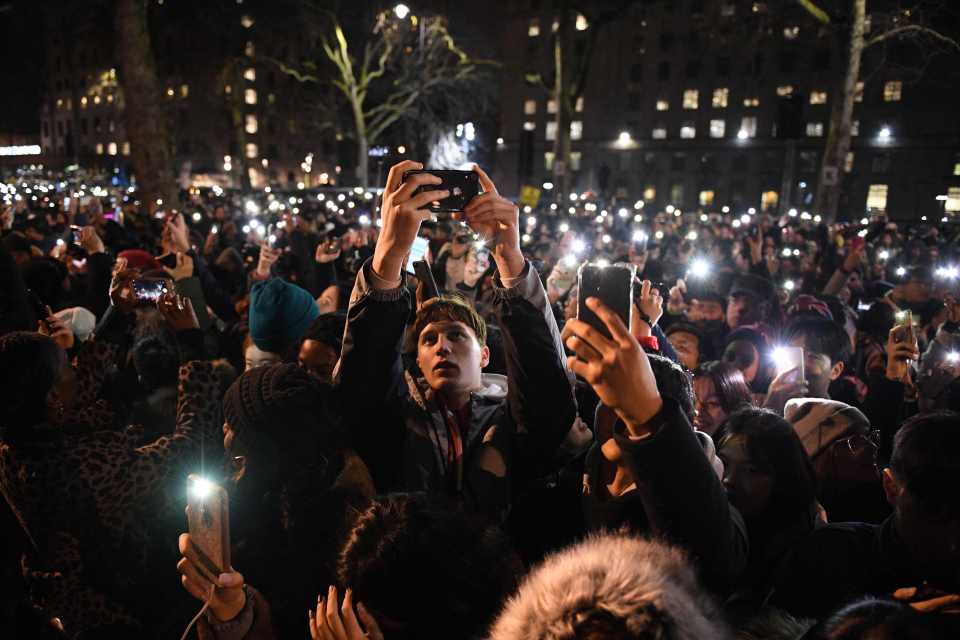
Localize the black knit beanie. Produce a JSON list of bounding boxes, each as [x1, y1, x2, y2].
[[223, 363, 320, 439]]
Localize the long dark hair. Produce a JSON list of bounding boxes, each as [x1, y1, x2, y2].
[[0, 332, 64, 436], [693, 361, 754, 415], [717, 408, 818, 530]]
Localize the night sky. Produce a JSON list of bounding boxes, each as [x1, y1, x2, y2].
[[0, 0, 45, 134]]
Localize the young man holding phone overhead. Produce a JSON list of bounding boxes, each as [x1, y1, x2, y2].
[[334, 161, 577, 520]]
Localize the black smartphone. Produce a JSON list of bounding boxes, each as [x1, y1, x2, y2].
[[157, 253, 178, 269], [131, 278, 170, 303], [412, 259, 440, 301], [577, 263, 636, 339], [401, 169, 480, 214]]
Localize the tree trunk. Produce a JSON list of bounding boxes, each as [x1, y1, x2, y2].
[[552, 3, 574, 201], [351, 91, 369, 187], [815, 0, 865, 222], [113, 0, 178, 212]]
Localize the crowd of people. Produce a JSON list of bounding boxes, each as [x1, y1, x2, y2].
[[1, 158, 959, 639]]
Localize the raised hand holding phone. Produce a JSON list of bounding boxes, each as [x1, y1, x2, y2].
[[562, 297, 663, 437], [372, 160, 449, 284], [463, 165, 524, 280]]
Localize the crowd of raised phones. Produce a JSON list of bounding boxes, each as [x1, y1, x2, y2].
[[1, 161, 959, 639]]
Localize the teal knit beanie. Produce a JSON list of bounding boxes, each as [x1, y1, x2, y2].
[[249, 278, 320, 354]]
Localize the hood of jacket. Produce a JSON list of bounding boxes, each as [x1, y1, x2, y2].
[[784, 397, 870, 458], [488, 533, 730, 640], [404, 370, 507, 411]]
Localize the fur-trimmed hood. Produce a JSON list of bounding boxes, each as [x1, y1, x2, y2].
[[488, 533, 731, 640]]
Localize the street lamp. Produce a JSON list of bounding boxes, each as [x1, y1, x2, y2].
[[737, 129, 749, 141], [877, 126, 892, 143], [393, 3, 410, 19]]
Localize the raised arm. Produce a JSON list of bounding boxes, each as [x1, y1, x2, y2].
[[464, 166, 576, 464], [562, 298, 748, 593]]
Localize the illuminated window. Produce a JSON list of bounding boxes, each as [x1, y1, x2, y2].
[[740, 116, 757, 138], [267, 94, 276, 104], [946, 187, 960, 213], [241, 15, 254, 28], [810, 90, 827, 104], [806, 122, 824, 137], [576, 13, 588, 31], [95, 143, 103, 154], [743, 96, 760, 107], [523, 121, 535, 131], [884, 80, 902, 102], [244, 68, 256, 82], [544, 151, 554, 170], [680, 123, 696, 139], [683, 89, 699, 109], [547, 99, 557, 114], [245, 89, 257, 105], [699, 190, 715, 206], [777, 85, 794, 97], [245, 114, 258, 134], [954, 162, 960, 176], [783, 26, 799, 39], [106, 94, 114, 104], [575, 96, 584, 112], [656, 99, 669, 111], [225, 84, 232, 95], [545, 121, 557, 141], [180, 84, 189, 98], [570, 121, 583, 140], [851, 120, 860, 136], [108, 142, 117, 156], [845, 151, 855, 172], [56, 98, 64, 108], [761, 190, 779, 210], [80, 96, 88, 108], [245, 143, 258, 159], [93, 95, 101, 105], [570, 151, 582, 170], [854, 81, 864, 102], [671, 184, 684, 204], [524, 99, 536, 115], [866, 184, 888, 210], [122, 142, 130, 156], [245, 41, 255, 57], [652, 126, 667, 139], [710, 119, 725, 138], [528, 18, 540, 37], [712, 88, 729, 108]]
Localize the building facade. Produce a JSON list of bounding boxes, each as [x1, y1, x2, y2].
[[495, 0, 960, 220]]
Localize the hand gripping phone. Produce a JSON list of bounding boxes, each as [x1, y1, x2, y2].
[[186, 475, 230, 583], [577, 262, 637, 339]]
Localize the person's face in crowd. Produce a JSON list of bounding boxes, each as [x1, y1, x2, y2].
[[244, 343, 283, 372], [298, 339, 338, 384], [213, 205, 227, 222], [898, 278, 933, 305], [788, 334, 843, 398], [847, 271, 864, 294], [688, 298, 725, 324], [450, 234, 471, 259], [882, 468, 960, 586], [693, 376, 726, 435], [726, 293, 758, 329], [463, 248, 491, 286], [669, 330, 701, 371], [719, 435, 774, 518], [723, 339, 760, 383], [416, 321, 489, 402]]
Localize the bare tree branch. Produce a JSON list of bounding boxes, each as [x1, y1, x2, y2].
[[865, 24, 960, 50]]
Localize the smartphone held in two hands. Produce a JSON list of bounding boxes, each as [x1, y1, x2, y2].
[[401, 169, 480, 214]]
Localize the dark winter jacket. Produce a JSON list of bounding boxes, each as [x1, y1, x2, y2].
[[335, 259, 577, 520]]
